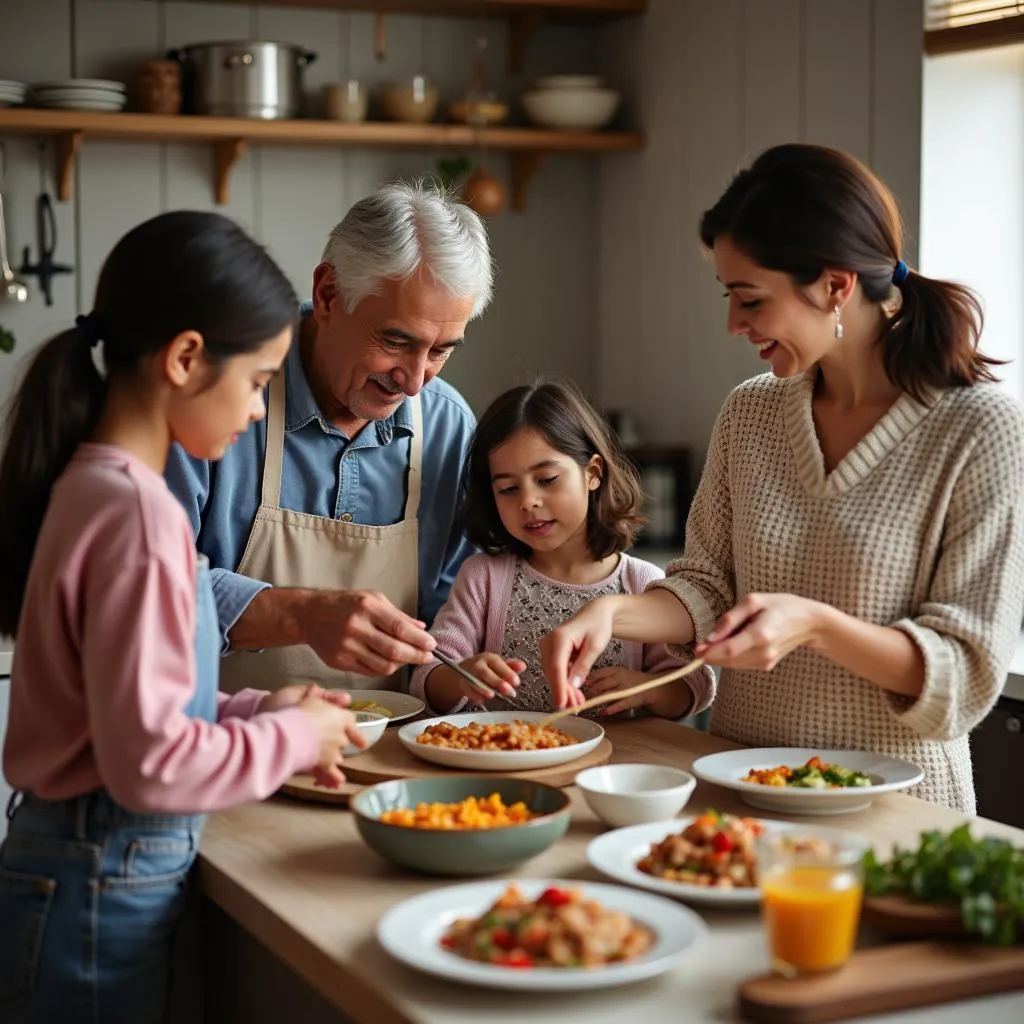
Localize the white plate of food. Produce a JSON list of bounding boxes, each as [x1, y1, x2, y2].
[[377, 877, 707, 991], [398, 711, 604, 771], [338, 690, 425, 724], [587, 811, 790, 906], [691, 748, 924, 815]]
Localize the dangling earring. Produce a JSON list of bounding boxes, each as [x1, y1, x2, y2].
[[833, 304, 844, 340]]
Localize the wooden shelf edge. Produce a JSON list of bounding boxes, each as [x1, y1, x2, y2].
[[0, 109, 643, 153], [150, 1, 647, 17], [0, 109, 642, 209]]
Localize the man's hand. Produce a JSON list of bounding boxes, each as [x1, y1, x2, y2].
[[232, 588, 435, 677]]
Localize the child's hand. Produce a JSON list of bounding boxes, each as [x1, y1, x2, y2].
[[259, 682, 351, 714], [583, 667, 692, 720], [459, 653, 526, 702], [297, 695, 366, 788]]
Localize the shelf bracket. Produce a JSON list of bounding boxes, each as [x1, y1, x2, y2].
[[510, 151, 547, 212], [55, 132, 82, 202], [214, 138, 246, 205], [509, 12, 546, 74]]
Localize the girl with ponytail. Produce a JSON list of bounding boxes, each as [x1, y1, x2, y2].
[[542, 143, 1024, 815], [0, 211, 365, 1023]]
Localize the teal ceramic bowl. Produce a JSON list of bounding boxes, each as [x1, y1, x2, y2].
[[351, 775, 571, 876]]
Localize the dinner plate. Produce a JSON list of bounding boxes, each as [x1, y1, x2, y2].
[[341, 689, 425, 725], [398, 710, 604, 771], [587, 816, 791, 906], [691, 747, 924, 815], [377, 877, 707, 991]]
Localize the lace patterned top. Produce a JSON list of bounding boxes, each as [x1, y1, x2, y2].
[[484, 559, 627, 718]]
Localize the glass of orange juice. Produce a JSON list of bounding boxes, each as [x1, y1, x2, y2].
[[757, 827, 869, 977]]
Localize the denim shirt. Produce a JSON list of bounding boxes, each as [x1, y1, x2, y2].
[[164, 337, 478, 652]]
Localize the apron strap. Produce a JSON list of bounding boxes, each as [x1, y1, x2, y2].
[[262, 370, 287, 507], [404, 393, 423, 521]]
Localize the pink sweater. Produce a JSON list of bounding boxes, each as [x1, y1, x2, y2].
[[410, 552, 716, 715], [3, 444, 319, 814]]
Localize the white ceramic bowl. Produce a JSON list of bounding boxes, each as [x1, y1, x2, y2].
[[535, 74, 605, 91], [521, 87, 620, 130], [344, 710, 388, 758], [575, 763, 696, 828]]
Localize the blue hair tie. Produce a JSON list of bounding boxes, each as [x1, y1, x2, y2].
[[892, 260, 909, 285]]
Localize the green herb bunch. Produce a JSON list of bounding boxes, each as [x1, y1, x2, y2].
[[864, 823, 1024, 946]]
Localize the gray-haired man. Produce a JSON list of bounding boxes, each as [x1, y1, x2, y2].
[[166, 179, 493, 693]]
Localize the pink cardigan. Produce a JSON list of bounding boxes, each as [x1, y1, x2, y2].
[[411, 552, 716, 715]]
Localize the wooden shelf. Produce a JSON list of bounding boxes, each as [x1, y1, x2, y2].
[[0, 108, 643, 209], [152, 1, 646, 17], [151, 0, 646, 69]]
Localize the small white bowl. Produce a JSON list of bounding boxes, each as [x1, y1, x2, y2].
[[575, 763, 696, 828], [520, 87, 620, 131], [344, 710, 388, 758], [535, 74, 605, 91]]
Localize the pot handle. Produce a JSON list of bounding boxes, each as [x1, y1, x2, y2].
[[300, 50, 318, 67]]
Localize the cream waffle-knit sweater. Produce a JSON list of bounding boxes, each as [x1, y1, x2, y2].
[[651, 371, 1024, 813]]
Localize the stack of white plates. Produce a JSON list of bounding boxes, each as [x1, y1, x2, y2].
[[0, 80, 27, 107], [30, 79, 127, 112]]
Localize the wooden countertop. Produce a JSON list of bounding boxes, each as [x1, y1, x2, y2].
[[198, 720, 1024, 1024]]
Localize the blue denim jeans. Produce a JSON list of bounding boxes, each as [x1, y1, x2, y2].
[[0, 790, 205, 1023]]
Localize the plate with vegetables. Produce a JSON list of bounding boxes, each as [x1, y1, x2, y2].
[[864, 823, 1024, 946], [691, 748, 923, 815], [377, 878, 707, 991], [587, 810, 794, 906]]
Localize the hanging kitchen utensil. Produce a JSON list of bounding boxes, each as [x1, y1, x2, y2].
[[0, 144, 30, 305], [375, 13, 387, 62], [18, 144, 73, 307]]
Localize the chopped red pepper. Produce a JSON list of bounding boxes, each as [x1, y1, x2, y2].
[[712, 830, 735, 853], [440, 935, 455, 949], [496, 951, 534, 968], [537, 886, 571, 908], [490, 927, 515, 951]]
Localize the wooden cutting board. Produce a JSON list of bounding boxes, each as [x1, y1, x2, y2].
[[336, 728, 613, 788], [738, 940, 1024, 1023]]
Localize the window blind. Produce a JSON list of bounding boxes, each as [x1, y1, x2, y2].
[[925, 2, 1024, 54]]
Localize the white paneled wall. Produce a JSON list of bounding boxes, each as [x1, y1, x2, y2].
[[597, 0, 924, 453], [0, 0, 601, 417]]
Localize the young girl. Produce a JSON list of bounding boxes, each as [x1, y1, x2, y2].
[[0, 211, 365, 1024], [410, 379, 715, 718], [541, 143, 1024, 813]]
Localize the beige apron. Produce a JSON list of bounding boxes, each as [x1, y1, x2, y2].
[[218, 371, 421, 694]]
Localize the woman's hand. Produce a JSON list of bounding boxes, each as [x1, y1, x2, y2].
[[695, 593, 826, 669], [458, 653, 526, 702], [258, 682, 351, 714], [539, 596, 618, 709]]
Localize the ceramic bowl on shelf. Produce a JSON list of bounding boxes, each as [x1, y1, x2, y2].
[[350, 775, 571, 875], [575, 763, 696, 828], [448, 97, 509, 126], [378, 75, 440, 123], [520, 80, 620, 131]]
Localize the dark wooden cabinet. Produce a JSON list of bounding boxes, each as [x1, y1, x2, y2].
[[971, 696, 1024, 829]]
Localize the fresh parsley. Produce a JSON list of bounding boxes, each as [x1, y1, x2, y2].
[[864, 823, 1024, 946], [0, 323, 14, 353]]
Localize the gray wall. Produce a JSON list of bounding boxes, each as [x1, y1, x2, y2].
[[0, 0, 605, 417], [597, 0, 924, 453], [0, 0, 924, 449]]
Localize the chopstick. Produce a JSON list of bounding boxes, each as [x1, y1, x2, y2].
[[433, 650, 496, 700], [538, 657, 705, 727]]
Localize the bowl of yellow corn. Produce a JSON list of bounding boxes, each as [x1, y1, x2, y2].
[[351, 776, 571, 875]]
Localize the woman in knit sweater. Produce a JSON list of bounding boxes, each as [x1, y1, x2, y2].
[[410, 379, 715, 719], [540, 143, 1024, 813]]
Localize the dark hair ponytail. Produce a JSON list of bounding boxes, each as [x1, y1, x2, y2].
[[0, 210, 298, 636], [700, 143, 1000, 402]]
